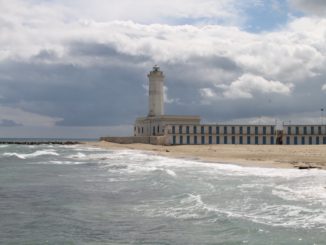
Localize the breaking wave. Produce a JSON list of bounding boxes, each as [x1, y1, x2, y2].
[[3, 150, 59, 159]]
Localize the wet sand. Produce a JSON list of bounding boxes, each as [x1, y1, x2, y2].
[[84, 141, 326, 169]]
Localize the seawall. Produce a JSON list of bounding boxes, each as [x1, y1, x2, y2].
[[100, 136, 168, 145]]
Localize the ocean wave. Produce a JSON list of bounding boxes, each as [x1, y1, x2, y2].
[[87, 149, 326, 179], [48, 161, 85, 165], [138, 193, 326, 230], [0, 145, 9, 148], [3, 150, 59, 159], [165, 169, 177, 177], [68, 152, 87, 159], [108, 162, 178, 178], [272, 184, 326, 205]]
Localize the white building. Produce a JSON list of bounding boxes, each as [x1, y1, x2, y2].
[[103, 66, 326, 145]]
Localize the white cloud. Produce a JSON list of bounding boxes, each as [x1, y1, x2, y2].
[[322, 84, 326, 92], [223, 74, 293, 99], [41, 0, 241, 24], [1, 0, 325, 82], [0, 105, 62, 127], [164, 86, 178, 104], [200, 88, 217, 98], [1, 0, 325, 85]]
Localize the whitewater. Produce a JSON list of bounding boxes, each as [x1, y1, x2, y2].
[[0, 144, 325, 244]]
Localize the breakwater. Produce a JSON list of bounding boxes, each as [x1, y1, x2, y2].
[[0, 141, 80, 145]]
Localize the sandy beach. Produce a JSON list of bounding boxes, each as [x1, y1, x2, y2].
[[84, 141, 326, 170]]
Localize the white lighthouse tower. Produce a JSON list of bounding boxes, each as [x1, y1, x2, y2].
[[134, 65, 200, 138], [148, 65, 164, 117]]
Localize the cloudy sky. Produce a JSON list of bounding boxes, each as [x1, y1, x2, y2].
[[0, 0, 326, 138]]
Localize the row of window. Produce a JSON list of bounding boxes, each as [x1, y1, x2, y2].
[[286, 126, 324, 135], [172, 126, 275, 135], [172, 135, 326, 145], [285, 136, 326, 145], [173, 135, 273, 145], [134, 125, 163, 135], [172, 125, 326, 135]]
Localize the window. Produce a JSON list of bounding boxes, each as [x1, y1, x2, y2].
[[194, 136, 197, 144], [286, 136, 290, 145], [311, 127, 315, 135], [239, 136, 243, 144], [296, 127, 299, 135], [316, 137, 320, 145], [180, 136, 183, 144], [240, 126, 243, 135], [263, 127, 266, 135], [224, 126, 227, 134], [201, 126, 205, 134], [187, 135, 190, 144], [173, 136, 176, 145], [209, 136, 212, 144], [186, 126, 190, 134], [263, 136, 266, 145], [157, 126, 160, 133], [255, 127, 258, 135], [271, 126, 275, 134], [255, 136, 259, 144], [142, 127, 144, 134], [304, 126, 307, 135], [247, 136, 251, 144], [224, 136, 228, 144], [323, 136, 326, 145], [134, 126, 136, 132], [172, 126, 175, 134], [232, 127, 235, 134], [294, 136, 298, 145], [201, 135, 205, 144], [302, 136, 305, 145], [179, 125, 182, 134], [318, 126, 322, 135], [153, 126, 155, 135], [216, 136, 220, 144], [232, 136, 235, 144], [287, 127, 291, 135], [216, 126, 220, 134], [209, 126, 212, 134], [271, 136, 274, 145], [194, 126, 197, 134], [309, 136, 312, 145]]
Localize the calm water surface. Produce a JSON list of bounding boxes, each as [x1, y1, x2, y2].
[[0, 144, 326, 244]]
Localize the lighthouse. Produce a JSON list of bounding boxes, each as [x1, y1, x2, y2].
[[133, 66, 200, 138], [148, 65, 164, 117]]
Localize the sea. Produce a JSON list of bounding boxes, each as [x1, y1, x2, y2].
[[0, 142, 326, 245]]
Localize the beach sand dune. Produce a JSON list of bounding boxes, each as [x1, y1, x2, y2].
[[84, 141, 326, 170]]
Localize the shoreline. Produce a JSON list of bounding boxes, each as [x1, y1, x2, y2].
[[83, 141, 326, 170]]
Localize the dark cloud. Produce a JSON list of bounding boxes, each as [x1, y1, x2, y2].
[[0, 119, 22, 127], [68, 41, 150, 63], [290, 0, 326, 16], [33, 49, 58, 61], [0, 60, 148, 126]]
